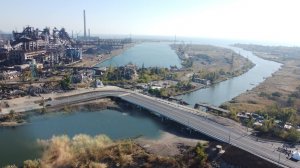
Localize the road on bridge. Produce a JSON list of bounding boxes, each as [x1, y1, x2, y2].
[[48, 89, 298, 168]]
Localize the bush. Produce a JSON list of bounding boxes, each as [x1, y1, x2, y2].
[[148, 88, 161, 96], [272, 92, 282, 97], [287, 97, 295, 107], [195, 143, 208, 167], [247, 100, 258, 104], [228, 110, 238, 121], [259, 92, 269, 97], [287, 129, 300, 143], [60, 75, 71, 90], [273, 128, 288, 139], [23, 160, 41, 168], [258, 119, 276, 133], [3, 165, 17, 168]]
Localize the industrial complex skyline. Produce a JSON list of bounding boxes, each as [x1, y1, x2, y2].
[[1, 0, 300, 44]]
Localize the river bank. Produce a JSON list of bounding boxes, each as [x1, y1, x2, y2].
[[0, 91, 209, 167], [0, 42, 284, 167], [225, 44, 300, 113], [171, 44, 254, 80], [2, 96, 280, 168], [72, 43, 135, 68], [163, 44, 255, 97]]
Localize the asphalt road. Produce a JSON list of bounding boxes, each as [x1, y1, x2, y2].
[[48, 89, 298, 168]]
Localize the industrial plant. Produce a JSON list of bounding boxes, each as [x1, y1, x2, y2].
[[0, 26, 81, 67], [0, 10, 132, 100]]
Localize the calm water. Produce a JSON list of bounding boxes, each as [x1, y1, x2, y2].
[[99, 41, 281, 106], [0, 109, 163, 166], [97, 42, 182, 68], [177, 44, 282, 106], [0, 41, 281, 166]]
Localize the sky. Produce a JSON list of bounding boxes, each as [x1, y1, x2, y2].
[[1, 0, 300, 44]]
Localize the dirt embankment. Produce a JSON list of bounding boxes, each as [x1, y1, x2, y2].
[[49, 98, 120, 113], [225, 44, 300, 112]]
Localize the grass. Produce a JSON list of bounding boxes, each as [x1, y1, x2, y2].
[[14, 134, 190, 168]]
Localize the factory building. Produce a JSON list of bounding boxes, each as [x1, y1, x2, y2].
[[0, 26, 82, 67]]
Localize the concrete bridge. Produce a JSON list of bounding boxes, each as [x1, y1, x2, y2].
[[21, 89, 300, 167], [194, 102, 229, 114]]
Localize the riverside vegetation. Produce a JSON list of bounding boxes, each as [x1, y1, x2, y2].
[[0, 110, 25, 126], [5, 134, 210, 168], [101, 44, 254, 97], [224, 44, 300, 143]]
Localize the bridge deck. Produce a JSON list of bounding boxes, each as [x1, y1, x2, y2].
[[38, 90, 295, 168]]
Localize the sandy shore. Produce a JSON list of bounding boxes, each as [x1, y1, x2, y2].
[[136, 131, 206, 156], [0, 121, 26, 127]]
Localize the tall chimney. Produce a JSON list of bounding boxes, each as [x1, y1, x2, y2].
[[83, 10, 86, 39]]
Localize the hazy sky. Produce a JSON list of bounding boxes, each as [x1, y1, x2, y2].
[[1, 0, 300, 43]]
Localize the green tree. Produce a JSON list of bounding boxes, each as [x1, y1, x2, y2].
[[60, 75, 71, 90], [287, 97, 295, 107], [228, 108, 238, 121], [280, 108, 297, 124], [272, 92, 282, 97], [8, 110, 16, 121], [159, 88, 169, 97], [141, 63, 145, 76], [21, 70, 32, 82], [148, 88, 161, 97], [246, 117, 255, 129], [260, 118, 275, 132], [219, 69, 226, 75], [195, 143, 208, 167], [287, 128, 300, 143]]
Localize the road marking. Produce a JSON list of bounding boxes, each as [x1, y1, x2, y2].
[[118, 93, 131, 97]]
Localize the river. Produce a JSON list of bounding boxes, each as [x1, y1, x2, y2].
[[177, 44, 282, 106], [0, 41, 281, 166], [99, 41, 281, 106], [97, 42, 182, 68], [0, 109, 163, 166]]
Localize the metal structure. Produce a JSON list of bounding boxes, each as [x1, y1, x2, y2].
[[0, 26, 81, 66]]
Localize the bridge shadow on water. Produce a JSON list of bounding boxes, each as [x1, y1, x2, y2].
[[115, 99, 215, 141]]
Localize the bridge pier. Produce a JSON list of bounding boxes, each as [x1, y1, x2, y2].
[[133, 104, 143, 111]]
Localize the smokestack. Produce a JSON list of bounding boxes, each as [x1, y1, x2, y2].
[[83, 10, 86, 39]]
